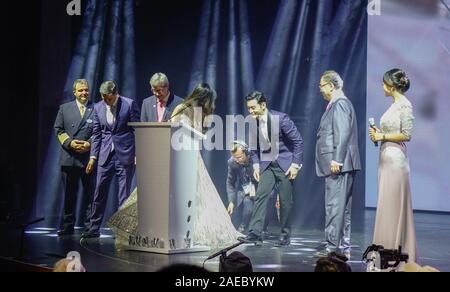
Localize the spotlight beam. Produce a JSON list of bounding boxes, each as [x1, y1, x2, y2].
[[281, 0, 309, 113], [239, 0, 255, 96], [64, 0, 98, 102], [206, 0, 220, 89], [103, 0, 123, 83], [227, 0, 238, 113], [256, 0, 298, 99], [121, 0, 137, 99], [83, 0, 107, 99], [189, 0, 213, 92]]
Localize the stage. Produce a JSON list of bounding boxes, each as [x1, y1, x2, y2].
[[1, 210, 449, 272]]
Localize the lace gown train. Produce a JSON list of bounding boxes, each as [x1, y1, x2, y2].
[[108, 107, 241, 249]]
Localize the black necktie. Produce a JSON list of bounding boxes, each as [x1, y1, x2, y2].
[[256, 118, 261, 153]]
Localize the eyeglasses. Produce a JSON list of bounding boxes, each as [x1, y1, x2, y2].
[[319, 82, 330, 88]]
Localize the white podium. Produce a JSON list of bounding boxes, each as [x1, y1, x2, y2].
[[127, 122, 210, 254]]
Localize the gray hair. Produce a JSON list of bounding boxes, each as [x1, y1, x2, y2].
[[321, 71, 344, 90], [73, 79, 89, 92], [231, 141, 249, 154], [99, 81, 118, 95], [150, 73, 169, 88]]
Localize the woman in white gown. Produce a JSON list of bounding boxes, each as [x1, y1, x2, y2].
[[108, 83, 241, 249], [369, 69, 417, 262]]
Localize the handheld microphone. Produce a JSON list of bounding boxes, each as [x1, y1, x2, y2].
[[205, 241, 245, 261], [368, 118, 378, 147]]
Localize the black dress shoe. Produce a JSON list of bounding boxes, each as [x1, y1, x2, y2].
[[238, 233, 262, 244], [274, 236, 290, 247], [57, 229, 74, 236], [81, 231, 100, 239]]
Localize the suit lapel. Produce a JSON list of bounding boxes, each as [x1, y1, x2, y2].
[[151, 96, 158, 122], [71, 101, 83, 130], [73, 102, 93, 135], [319, 98, 346, 132], [319, 105, 332, 129], [85, 104, 94, 121], [256, 118, 261, 152], [267, 111, 273, 144], [100, 102, 111, 131], [163, 93, 175, 122], [78, 103, 93, 129], [321, 97, 347, 126], [113, 97, 123, 132]]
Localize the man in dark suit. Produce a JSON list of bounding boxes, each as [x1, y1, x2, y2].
[[83, 81, 140, 238], [315, 71, 361, 256], [141, 73, 183, 122], [54, 79, 95, 236], [239, 91, 304, 246], [227, 141, 279, 235], [227, 141, 255, 233]]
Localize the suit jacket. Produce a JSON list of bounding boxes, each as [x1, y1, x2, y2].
[[90, 96, 140, 167], [226, 158, 256, 207], [54, 101, 94, 167], [315, 97, 361, 177], [141, 93, 184, 122], [250, 110, 304, 173]]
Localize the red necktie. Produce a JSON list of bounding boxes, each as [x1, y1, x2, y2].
[[157, 100, 166, 122]]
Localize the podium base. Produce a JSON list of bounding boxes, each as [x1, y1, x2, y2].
[[125, 245, 210, 255]]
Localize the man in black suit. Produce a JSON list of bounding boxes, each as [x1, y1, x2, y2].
[[141, 73, 184, 122], [54, 79, 95, 236]]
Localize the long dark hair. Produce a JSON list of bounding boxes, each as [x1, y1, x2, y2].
[[175, 83, 217, 118], [383, 69, 411, 94]]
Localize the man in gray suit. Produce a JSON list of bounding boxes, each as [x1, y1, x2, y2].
[[54, 79, 95, 236], [141, 73, 184, 122], [316, 71, 361, 256]]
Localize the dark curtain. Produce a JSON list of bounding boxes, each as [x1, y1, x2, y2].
[[36, 0, 137, 227], [184, 0, 368, 230], [2, 1, 41, 223], [36, 0, 367, 231]]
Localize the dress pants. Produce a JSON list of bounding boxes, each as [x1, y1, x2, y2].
[[248, 161, 294, 238], [325, 171, 355, 252], [87, 151, 135, 233], [60, 166, 94, 231]]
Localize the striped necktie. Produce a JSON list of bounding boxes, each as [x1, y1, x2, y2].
[[80, 105, 86, 118]]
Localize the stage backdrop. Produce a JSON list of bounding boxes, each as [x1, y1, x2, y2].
[[36, 0, 367, 230], [366, 0, 450, 212]]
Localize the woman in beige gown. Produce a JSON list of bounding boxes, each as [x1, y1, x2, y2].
[[369, 69, 417, 262], [107, 83, 241, 249]]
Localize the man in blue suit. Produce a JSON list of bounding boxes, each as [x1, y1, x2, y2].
[[240, 91, 304, 246], [83, 81, 140, 238], [141, 73, 183, 122], [54, 79, 95, 236]]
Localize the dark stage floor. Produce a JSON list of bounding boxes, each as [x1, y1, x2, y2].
[[1, 210, 450, 272]]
